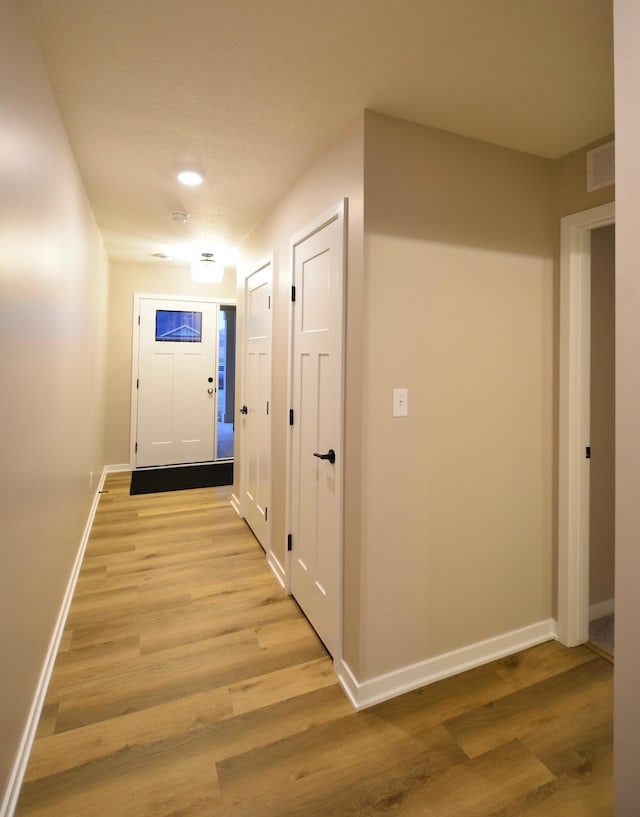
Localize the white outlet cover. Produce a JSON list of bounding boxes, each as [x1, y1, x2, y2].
[[393, 387, 408, 417]]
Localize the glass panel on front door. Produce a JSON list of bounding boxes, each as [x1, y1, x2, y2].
[[155, 310, 202, 342]]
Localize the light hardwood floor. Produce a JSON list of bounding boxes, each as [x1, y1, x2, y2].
[[16, 472, 613, 816]]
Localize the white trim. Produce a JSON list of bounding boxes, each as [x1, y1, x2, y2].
[[336, 619, 557, 711], [132, 292, 239, 304], [267, 552, 286, 589], [289, 199, 347, 247], [229, 493, 241, 516], [286, 200, 347, 653], [0, 468, 107, 817], [589, 598, 615, 621], [557, 202, 615, 647], [104, 463, 131, 474], [284, 236, 295, 598]]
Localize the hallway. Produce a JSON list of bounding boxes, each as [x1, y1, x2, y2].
[[15, 474, 613, 816]]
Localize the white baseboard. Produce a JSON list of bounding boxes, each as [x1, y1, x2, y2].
[[267, 551, 286, 590], [336, 618, 557, 711], [230, 493, 241, 516], [589, 598, 615, 621], [0, 467, 107, 817], [104, 463, 131, 473]]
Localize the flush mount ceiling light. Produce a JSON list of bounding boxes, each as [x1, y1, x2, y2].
[[177, 170, 204, 186], [169, 209, 189, 222], [191, 252, 224, 283], [169, 242, 237, 266]]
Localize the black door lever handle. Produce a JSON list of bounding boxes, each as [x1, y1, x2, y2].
[[240, 405, 248, 414], [313, 449, 335, 464]]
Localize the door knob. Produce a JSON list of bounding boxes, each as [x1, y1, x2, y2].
[[240, 405, 248, 414], [313, 449, 336, 464], [207, 388, 214, 394]]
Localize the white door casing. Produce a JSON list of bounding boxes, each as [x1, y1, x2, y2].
[[289, 201, 346, 657], [241, 257, 273, 555], [558, 202, 615, 646], [132, 295, 218, 468]]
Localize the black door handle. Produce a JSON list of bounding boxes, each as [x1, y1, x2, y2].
[[313, 449, 335, 464], [240, 405, 248, 414]]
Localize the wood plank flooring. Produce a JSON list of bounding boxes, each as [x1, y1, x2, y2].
[[15, 472, 613, 816]]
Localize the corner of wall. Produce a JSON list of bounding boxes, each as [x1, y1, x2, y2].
[[337, 620, 557, 711]]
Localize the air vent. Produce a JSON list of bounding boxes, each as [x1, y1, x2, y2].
[[586, 140, 615, 192]]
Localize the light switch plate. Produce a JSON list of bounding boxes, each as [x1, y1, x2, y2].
[[393, 388, 409, 417]]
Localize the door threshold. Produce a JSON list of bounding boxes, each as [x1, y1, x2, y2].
[[585, 641, 614, 664]]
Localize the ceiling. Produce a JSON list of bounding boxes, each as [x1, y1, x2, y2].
[[24, 0, 614, 266]]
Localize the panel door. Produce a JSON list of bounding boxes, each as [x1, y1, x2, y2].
[[242, 261, 272, 548], [290, 206, 345, 656], [136, 298, 218, 467]]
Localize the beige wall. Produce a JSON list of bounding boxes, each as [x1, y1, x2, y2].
[[104, 261, 237, 465], [613, 1, 640, 812], [589, 224, 615, 608], [358, 111, 555, 678], [237, 114, 365, 587], [1, 0, 628, 804], [236, 108, 621, 689], [0, 0, 109, 805]]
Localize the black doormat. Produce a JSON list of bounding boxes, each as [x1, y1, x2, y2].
[[130, 462, 233, 495]]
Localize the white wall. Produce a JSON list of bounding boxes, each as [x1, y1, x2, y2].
[[0, 0, 109, 806]]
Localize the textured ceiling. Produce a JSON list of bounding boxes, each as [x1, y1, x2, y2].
[[24, 0, 614, 265]]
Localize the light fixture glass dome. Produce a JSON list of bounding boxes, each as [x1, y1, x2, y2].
[[191, 253, 224, 283]]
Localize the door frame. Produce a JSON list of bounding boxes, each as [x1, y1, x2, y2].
[[286, 199, 347, 656], [130, 292, 236, 469], [557, 201, 615, 646]]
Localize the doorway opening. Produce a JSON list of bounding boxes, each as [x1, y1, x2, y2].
[[557, 202, 615, 649], [587, 224, 615, 658], [217, 304, 236, 460]]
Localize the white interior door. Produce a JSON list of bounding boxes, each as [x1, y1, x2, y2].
[[135, 297, 218, 468], [242, 260, 272, 549], [290, 203, 345, 656]]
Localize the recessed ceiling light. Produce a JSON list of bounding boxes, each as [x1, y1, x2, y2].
[[177, 170, 203, 186], [169, 210, 190, 222]]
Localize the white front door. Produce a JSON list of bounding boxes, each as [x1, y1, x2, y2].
[[135, 297, 218, 468], [290, 202, 346, 656], [242, 259, 272, 550]]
